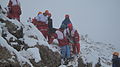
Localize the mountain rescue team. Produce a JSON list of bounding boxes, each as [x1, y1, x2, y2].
[[6, 0, 80, 61], [6, 0, 120, 65], [32, 10, 80, 61], [6, 0, 80, 60]]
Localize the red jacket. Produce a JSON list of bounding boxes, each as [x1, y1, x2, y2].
[[48, 29, 69, 46], [65, 28, 80, 44], [65, 28, 80, 54], [55, 29, 69, 46], [72, 30, 80, 43], [32, 18, 48, 31], [7, 0, 21, 21]]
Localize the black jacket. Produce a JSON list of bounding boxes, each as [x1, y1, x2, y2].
[[112, 57, 120, 67]]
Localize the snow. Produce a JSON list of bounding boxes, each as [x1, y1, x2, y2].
[[59, 65, 67, 67], [23, 35, 38, 47], [19, 47, 41, 63], [80, 35, 115, 67], [0, 36, 33, 67], [22, 22, 60, 52], [1, 1, 120, 67]]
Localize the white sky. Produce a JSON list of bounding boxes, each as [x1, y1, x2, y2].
[[1, 0, 120, 46]]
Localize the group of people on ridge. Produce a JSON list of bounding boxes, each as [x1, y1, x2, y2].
[[6, 0, 120, 66], [6, 0, 80, 61], [32, 10, 80, 62]]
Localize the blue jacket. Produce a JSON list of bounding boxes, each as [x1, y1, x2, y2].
[[60, 17, 72, 29]]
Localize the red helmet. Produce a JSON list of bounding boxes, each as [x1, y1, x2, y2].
[[65, 14, 69, 18], [45, 10, 49, 14]]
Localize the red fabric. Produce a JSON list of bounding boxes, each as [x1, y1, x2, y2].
[[7, 0, 21, 21], [68, 30, 80, 54], [73, 30, 80, 42], [40, 30, 48, 38], [32, 18, 37, 25], [56, 29, 69, 46], [72, 43, 80, 54], [57, 38, 69, 46], [48, 33, 56, 44], [48, 30, 69, 46], [32, 20, 48, 38]]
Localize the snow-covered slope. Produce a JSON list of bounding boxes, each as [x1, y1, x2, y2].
[[0, 6, 60, 67], [80, 35, 117, 67], [0, 1, 120, 67]]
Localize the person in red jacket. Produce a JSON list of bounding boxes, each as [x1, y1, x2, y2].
[[64, 24, 80, 55], [48, 28, 71, 61], [7, 0, 22, 21], [32, 10, 49, 39]]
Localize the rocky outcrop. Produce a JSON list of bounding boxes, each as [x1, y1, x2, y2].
[[0, 9, 61, 66], [78, 57, 93, 67], [0, 46, 20, 67], [36, 45, 61, 67]]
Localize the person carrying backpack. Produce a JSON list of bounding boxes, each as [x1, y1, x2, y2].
[[60, 14, 72, 30], [112, 52, 120, 67], [7, 0, 22, 21]]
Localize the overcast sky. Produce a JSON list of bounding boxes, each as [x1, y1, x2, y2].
[[1, 0, 120, 46]]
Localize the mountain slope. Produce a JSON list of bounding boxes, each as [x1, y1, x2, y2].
[[0, 6, 61, 67], [80, 35, 116, 67], [0, 3, 119, 67]]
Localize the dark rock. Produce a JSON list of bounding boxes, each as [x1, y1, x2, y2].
[[86, 63, 92, 67], [78, 57, 86, 67], [12, 45, 21, 51], [0, 46, 20, 67], [36, 45, 61, 67], [3, 20, 23, 39]]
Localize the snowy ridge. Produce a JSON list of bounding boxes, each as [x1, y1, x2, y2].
[[0, 7, 59, 67], [0, 3, 119, 67], [80, 35, 116, 67], [0, 36, 33, 67]]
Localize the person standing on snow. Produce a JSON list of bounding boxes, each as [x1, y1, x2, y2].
[[112, 52, 120, 67], [7, 0, 22, 21], [60, 14, 72, 30], [34, 10, 49, 39], [64, 24, 80, 56]]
